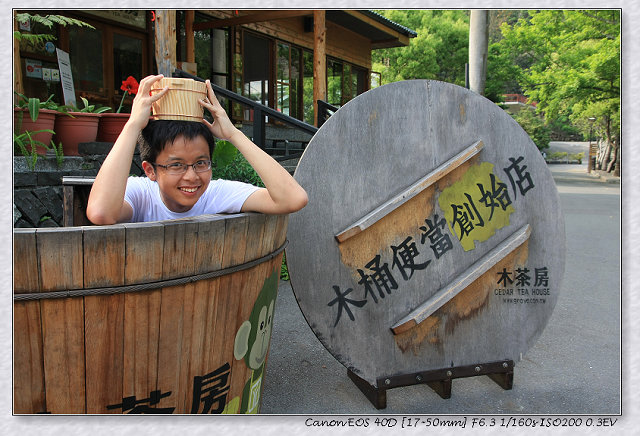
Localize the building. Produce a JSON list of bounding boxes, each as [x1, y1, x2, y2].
[[14, 9, 416, 127]]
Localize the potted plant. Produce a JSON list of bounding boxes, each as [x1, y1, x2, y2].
[[13, 129, 55, 169], [97, 76, 139, 142], [55, 97, 111, 155], [13, 92, 60, 154]]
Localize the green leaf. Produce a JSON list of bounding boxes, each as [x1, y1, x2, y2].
[[27, 98, 40, 122], [211, 140, 238, 169]]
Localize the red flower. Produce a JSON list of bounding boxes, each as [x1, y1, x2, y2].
[[120, 76, 139, 95]]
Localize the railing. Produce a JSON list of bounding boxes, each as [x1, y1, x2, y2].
[[503, 94, 537, 107], [317, 100, 339, 128], [172, 69, 318, 161]]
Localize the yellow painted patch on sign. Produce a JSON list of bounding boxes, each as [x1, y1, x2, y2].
[[438, 162, 515, 251]]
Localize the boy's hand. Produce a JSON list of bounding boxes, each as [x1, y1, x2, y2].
[[199, 79, 239, 141], [128, 75, 169, 130]]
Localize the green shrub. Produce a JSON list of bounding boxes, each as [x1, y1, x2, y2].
[[511, 107, 551, 151], [210, 141, 264, 187]]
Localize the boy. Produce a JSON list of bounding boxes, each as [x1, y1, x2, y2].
[[87, 75, 308, 224]]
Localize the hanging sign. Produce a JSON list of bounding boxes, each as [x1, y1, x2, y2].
[[56, 48, 76, 107]]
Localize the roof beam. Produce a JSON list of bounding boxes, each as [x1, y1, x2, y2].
[[192, 10, 312, 31]]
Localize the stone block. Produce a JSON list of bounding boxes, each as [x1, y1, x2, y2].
[[14, 190, 48, 226], [37, 171, 65, 187], [13, 204, 21, 224], [38, 217, 59, 227], [78, 142, 114, 156], [14, 218, 32, 228], [33, 186, 63, 224], [13, 172, 38, 188]]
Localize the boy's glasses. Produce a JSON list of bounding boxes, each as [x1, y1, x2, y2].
[[153, 160, 212, 175]]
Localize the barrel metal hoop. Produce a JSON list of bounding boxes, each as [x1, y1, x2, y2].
[[14, 240, 288, 301]]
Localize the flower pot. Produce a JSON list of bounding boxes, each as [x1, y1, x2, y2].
[[54, 112, 100, 156], [14, 108, 57, 155], [97, 113, 130, 143]]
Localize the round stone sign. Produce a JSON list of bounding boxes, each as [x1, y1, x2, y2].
[[287, 80, 565, 387]]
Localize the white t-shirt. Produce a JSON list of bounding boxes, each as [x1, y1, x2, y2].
[[124, 176, 260, 223]]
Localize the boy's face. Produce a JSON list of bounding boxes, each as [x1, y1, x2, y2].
[[143, 134, 212, 213]]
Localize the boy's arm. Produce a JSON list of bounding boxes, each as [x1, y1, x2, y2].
[[199, 80, 309, 215], [86, 75, 169, 224]]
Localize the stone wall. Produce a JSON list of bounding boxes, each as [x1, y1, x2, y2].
[[13, 143, 143, 228]]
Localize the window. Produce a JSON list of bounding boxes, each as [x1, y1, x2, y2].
[[243, 32, 270, 106], [327, 59, 342, 106], [276, 42, 301, 119], [327, 58, 369, 107], [62, 15, 148, 109], [113, 32, 143, 94], [192, 12, 230, 89], [69, 25, 104, 94], [303, 51, 314, 124]]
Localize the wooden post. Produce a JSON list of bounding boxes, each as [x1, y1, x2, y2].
[[313, 10, 327, 127], [13, 11, 24, 98], [155, 10, 177, 77], [185, 10, 195, 63]]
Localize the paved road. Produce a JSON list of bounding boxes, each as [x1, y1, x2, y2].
[[261, 160, 622, 418]]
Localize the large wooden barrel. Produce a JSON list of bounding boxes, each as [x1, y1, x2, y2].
[[13, 213, 287, 414], [287, 80, 565, 406]]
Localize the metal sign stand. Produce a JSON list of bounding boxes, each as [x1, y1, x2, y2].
[[347, 360, 514, 410]]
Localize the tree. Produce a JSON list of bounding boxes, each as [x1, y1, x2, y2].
[[372, 10, 470, 86], [510, 106, 551, 151], [497, 10, 620, 174]]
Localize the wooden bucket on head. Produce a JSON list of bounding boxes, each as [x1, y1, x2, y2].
[[150, 78, 207, 121], [13, 213, 288, 414]]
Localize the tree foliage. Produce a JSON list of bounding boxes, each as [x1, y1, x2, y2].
[[496, 10, 620, 173], [510, 107, 551, 150], [372, 10, 470, 86]]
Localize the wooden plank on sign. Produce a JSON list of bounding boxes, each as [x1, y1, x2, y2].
[[391, 224, 532, 335], [36, 227, 83, 292], [41, 297, 86, 413], [335, 140, 484, 243], [13, 229, 39, 294], [13, 300, 46, 413]]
